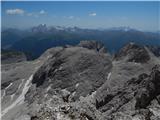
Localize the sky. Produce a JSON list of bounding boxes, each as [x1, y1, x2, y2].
[[1, 1, 160, 31]]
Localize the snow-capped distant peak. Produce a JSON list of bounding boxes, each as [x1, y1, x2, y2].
[[55, 26, 66, 30], [107, 26, 136, 32]]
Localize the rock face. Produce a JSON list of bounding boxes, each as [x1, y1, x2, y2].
[[1, 47, 57, 120], [26, 46, 112, 103], [78, 40, 107, 53], [147, 46, 160, 57], [1, 41, 160, 120], [114, 43, 150, 63], [95, 65, 160, 120]]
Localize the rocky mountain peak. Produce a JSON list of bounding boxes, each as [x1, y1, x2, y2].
[[78, 40, 107, 53], [31, 24, 48, 33], [27, 46, 112, 103], [147, 46, 160, 57], [115, 42, 150, 63]]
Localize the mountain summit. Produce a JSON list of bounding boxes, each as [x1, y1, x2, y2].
[[115, 42, 150, 63], [1, 41, 160, 120]]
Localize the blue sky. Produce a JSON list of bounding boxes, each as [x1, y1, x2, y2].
[[1, 1, 159, 31]]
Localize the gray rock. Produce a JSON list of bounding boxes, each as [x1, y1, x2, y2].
[[2, 41, 160, 120], [26, 46, 112, 104], [78, 40, 107, 53], [114, 42, 150, 63], [95, 65, 160, 119]]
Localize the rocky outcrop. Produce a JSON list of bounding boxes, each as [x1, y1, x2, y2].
[[95, 65, 160, 120], [26, 64, 160, 120], [147, 46, 160, 57], [114, 43, 150, 63], [26, 46, 112, 106], [78, 40, 107, 53]]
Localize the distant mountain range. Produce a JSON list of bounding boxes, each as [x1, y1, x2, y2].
[[2, 24, 160, 59], [1, 49, 27, 64]]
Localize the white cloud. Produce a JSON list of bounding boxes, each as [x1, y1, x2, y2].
[[6, 9, 24, 15], [6, 9, 47, 17], [39, 10, 46, 14], [89, 12, 96, 16]]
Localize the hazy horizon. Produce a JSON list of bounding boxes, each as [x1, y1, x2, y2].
[[2, 1, 160, 32]]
